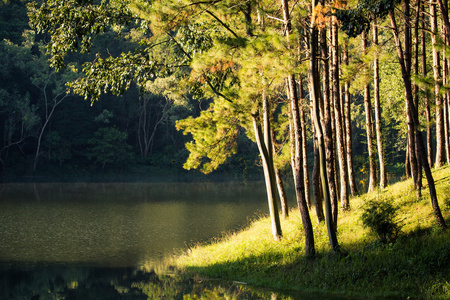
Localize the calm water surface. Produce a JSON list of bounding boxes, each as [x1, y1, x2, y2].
[[0, 181, 274, 268]]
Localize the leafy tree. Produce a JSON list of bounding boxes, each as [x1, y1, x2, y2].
[[87, 126, 133, 169]]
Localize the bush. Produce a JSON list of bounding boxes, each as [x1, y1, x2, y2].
[[361, 199, 402, 243]]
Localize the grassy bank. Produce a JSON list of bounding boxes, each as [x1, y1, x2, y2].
[[173, 166, 450, 299]]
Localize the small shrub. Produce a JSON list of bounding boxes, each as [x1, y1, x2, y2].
[[361, 199, 402, 243]]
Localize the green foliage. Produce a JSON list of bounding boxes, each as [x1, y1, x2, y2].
[[335, 0, 400, 37], [87, 126, 133, 169], [176, 99, 240, 174], [361, 199, 402, 243], [27, 0, 133, 71], [43, 131, 72, 166]]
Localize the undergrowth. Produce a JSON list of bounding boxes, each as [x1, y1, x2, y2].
[[173, 166, 450, 299]]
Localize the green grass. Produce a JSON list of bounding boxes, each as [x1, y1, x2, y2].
[[172, 166, 450, 299]]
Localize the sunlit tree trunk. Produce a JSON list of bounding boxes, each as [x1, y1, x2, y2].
[[431, 0, 445, 168], [373, 22, 387, 189], [422, 14, 433, 166], [274, 166, 289, 219], [362, 30, 377, 192], [414, 1, 422, 198], [332, 16, 349, 210], [299, 78, 312, 209], [389, 2, 447, 228], [320, 24, 338, 226], [443, 56, 450, 164], [310, 0, 339, 252], [282, 0, 315, 255], [252, 93, 283, 241], [343, 39, 358, 196]]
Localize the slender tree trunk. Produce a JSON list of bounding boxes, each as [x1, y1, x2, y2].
[[389, 4, 447, 229], [33, 83, 68, 171], [274, 166, 289, 219], [310, 0, 340, 252], [443, 56, 450, 164], [332, 17, 349, 210], [343, 40, 358, 196], [405, 3, 419, 190], [422, 14, 433, 166], [431, 0, 445, 168], [299, 78, 312, 209], [281, 0, 315, 255], [362, 30, 377, 192], [252, 94, 283, 241], [271, 123, 289, 219], [320, 25, 338, 226], [312, 134, 325, 222], [414, 1, 423, 198], [437, 0, 450, 42], [373, 22, 387, 189]]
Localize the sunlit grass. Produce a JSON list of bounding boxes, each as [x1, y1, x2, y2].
[[173, 166, 450, 298]]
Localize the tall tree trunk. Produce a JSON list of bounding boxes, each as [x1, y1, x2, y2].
[[281, 0, 315, 255], [312, 133, 325, 222], [343, 39, 358, 196], [414, 0, 423, 198], [332, 16, 349, 210], [252, 93, 283, 241], [406, 2, 419, 190], [274, 166, 289, 219], [310, 0, 340, 252], [320, 25, 338, 226], [299, 78, 312, 209], [373, 22, 387, 189], [389, 3, 447, 229], [431, 0, 445, 168], [422, 14, 433, 166], [362, 30, 377, 192], [443, 56, 450, 164]]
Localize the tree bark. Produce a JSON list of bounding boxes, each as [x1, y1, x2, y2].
[[343, 39, 358, 196], [310, 0, 340, 252], [332, 16, 349, 210], [299, 78, 312, 209], [362, 30, 377, 192], [431, 0, 445, 168], [414, 0, 422, 198], [312, 134, 325, 222], [252, 93, 283, 241], [281, 0, 315, 255], [389, 4, 447, 229], [275, 166, 289, 219], [373, 22, 387, 189], [422, 13, 433, 167], [320, 24, 338, 226], [443, 56, 450, 164]]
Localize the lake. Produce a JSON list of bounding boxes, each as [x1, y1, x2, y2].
[[0, 182, 275, 268], [3, 181, 337, 299]]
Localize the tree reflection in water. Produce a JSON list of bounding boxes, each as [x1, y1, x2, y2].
[[0, 265, 355, 299]]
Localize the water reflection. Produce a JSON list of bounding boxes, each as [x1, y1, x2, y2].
[[0, 264, 363, 300], [0, 182, 279, 267]]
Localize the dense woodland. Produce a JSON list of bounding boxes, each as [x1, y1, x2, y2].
[[1, 0, 449, 253]]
